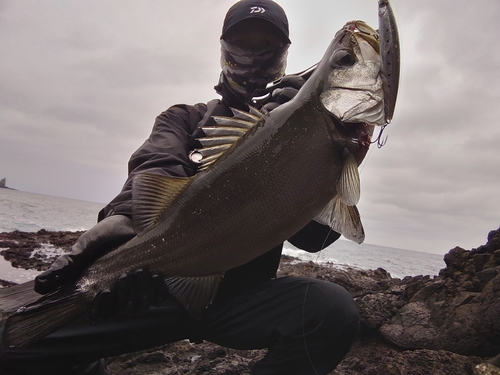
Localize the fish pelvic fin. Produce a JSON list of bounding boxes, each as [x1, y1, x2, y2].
[[195, 106, 264, 171], [0, 281, 40, 321], [132, 174, 194, 234], [315, 196, 365, 244], [165, 274, 222, 319], [337, 151, 361, 206], [3, 286, 89, 349]]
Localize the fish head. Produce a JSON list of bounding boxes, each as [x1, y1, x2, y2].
[[319, 20, 386, 127]]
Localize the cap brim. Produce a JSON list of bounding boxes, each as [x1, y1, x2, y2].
[[221, 16, 291, 44]]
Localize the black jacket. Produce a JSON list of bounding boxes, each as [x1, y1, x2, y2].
[[98, 99, 340, 301]]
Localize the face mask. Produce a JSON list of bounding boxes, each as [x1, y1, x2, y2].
[[219, 39, 289, 102]]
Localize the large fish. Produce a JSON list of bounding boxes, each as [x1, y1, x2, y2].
[[1, 0, 400, 349]]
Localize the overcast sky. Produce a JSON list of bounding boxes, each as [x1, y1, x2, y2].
[[1, 0, 499, 255]]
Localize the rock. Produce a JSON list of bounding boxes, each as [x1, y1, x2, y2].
[[331, 339, 482, 375], [105, 342, 265, 375], [1, 227, 500, 374], [0, 230, 82, 271], [377, 228, 500, 357], [474, 363, 500, 375]]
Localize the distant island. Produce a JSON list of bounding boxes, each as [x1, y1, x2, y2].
[[0, 178, 15, 190]]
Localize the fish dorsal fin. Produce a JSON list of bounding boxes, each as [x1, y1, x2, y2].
[[132, 173, 193, 234], [248, 105, 265, 118], [337, 151, 360, 206], [194, 106, 264, 171], [165, 274, 222, 319], [314, 196, 365, 244], [231, 107, 263, 122]]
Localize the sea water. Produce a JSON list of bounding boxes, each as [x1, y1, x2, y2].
[[0, 189, 445, 283], [283, 241, 445, 279], [0, 188, 104, 233], [0, 189, 104, 282]]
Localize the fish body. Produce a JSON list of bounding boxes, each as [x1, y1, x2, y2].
[[74, 100, 341, 303], [98, 105, 339, 278], [2, 0, 400, 349]]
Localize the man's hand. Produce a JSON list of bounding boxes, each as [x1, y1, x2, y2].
[[88, 269, 170, 323], [262, 75, 306, 111], [34, 215, 136, 294]]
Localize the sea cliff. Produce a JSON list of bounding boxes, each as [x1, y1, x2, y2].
[[1, 227, 499, 375]]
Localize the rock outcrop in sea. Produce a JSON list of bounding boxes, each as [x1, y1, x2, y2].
[[1, 227, 499, 374], [0, 178, 15, 190]]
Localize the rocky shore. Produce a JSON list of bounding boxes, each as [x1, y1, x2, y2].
[[1, 228, 499, 374]]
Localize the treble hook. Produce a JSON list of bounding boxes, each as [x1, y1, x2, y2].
[[371, 124, 388, 148]]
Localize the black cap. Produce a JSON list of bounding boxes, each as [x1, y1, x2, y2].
[[221, 0, 291, 44]]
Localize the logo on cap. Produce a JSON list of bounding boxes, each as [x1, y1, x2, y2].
[[250, 6, 266, 14]]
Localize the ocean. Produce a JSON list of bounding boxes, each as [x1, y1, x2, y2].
[[0, 188, 446, 283]]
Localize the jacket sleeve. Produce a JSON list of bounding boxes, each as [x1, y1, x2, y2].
[[287, 221, 341, 253], [98, 103, 207, 221]]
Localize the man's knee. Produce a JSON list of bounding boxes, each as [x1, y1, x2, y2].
[[253, 279, 359, 374], [274, 278, 359, 344], [301, 280, 359, 371], [301, 279, 360, 345]]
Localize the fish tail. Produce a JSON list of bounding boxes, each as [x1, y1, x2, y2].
[[2, 285, 90, 349], [0, 281, 41, 317]]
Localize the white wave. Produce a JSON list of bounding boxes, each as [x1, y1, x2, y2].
[[30, 243, 67, 259]]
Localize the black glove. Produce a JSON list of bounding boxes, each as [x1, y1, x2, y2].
[[88, 269, 170, 323], [34, 215, 136, 294], [262, 75, 306, 111], [288, 220, 341, 253]]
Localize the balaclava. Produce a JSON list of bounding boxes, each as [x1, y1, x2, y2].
[[215, 0, 291, 108]]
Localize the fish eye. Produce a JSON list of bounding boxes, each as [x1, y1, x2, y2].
[[330, 50, 356, 68]]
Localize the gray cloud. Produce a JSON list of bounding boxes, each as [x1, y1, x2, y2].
[[1, 0, 498, 255]]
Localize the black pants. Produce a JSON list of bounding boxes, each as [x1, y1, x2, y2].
[[1, 277, 359, 375]]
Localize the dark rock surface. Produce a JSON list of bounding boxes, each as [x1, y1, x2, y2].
[[1, 227, 500, 374], [0, 229, 83, 274]]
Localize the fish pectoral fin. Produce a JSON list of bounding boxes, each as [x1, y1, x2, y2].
[[165, 274, 222, 319], [314, 196, 365, 244], [337, 151, 360, 206], [132, 174, 194, 234]]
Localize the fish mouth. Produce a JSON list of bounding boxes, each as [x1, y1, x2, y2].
[[319, 21, 386, 126], [327, 112, 374, 165], [329, 113, 373, 142], [320, 5, 400, 127]]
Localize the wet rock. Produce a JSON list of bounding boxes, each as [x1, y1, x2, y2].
[[0, 230, 82, 271], [377, 228, 500, 358], [474, 363, 500, 375], [331, 339, 482, 375]]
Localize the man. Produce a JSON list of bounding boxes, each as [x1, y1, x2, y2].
[[0, 1, 360, 374]]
